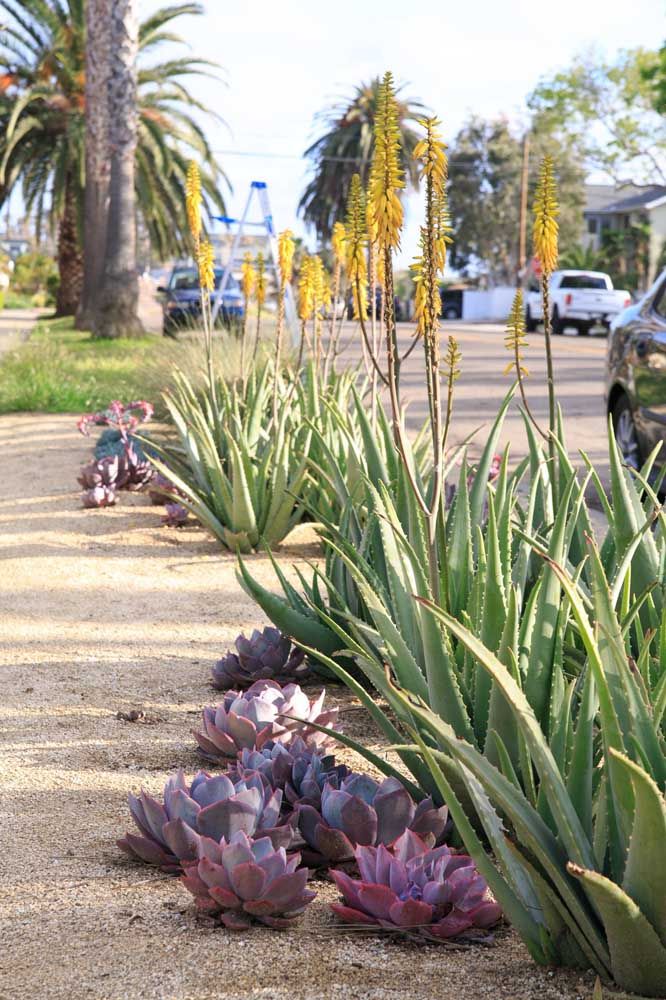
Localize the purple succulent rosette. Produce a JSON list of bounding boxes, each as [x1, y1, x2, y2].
[[181, 830, 316, 930], [193, 680, 340, 762], [78, 455, 119, 507], [148, 472, 183, 505], [161, 502, 188, 527], [296, 774, 449, 866], [330, 829, 502, 940], [212, 627, 310, 690], [225, 737, 352, 812], [117, 769, 294, 874]]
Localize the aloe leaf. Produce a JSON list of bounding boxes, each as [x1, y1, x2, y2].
[[613, 750, 666, 946], [469, 385, 515, 534], [568, 864, 666, 997]]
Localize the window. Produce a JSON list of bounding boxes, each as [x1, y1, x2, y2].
[[559, 275, 608, 290], [170, 268, 224, 291], [587, 217, 598, 234]]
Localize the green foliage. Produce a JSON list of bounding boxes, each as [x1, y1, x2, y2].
[[299, 77, 426, 241], [528, 48, 666, 184], [0, 317, 178, 413], [10, 252, 58, 301], [0, 1, 227, 259], [448, 117, 585, 283], [148, 361, 373, 552], [642, 41, 666, 115]]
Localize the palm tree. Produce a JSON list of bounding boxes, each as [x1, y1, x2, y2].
[[558, 243, 608, 271], [94, 0, 142, 338], [299, 78, 427, 242], [79, 0, 111, 329], [0, 1, 226, 317]]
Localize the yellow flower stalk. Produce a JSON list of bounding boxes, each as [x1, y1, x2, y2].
[[411, 118, 452, 338], [312, 255, 331, 315], [277, 229, 295, 287], [444, 335, 462, 386], [331, 222, 347, 271], [197, 240, 215, 293], [255, 252, 267, 309], [298, 255, 315, 322], [240, 251, 256, 302], [345, 174, 368, 320], [369, 71, 404, 252], [504, 289, 529, 378], [532, 155, 559, 275], [185, 161, 202, 246]]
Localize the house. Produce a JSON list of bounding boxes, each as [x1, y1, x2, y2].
[[583, 183, 666, 289]]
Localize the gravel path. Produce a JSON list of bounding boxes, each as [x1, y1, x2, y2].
[[0, 414, 601, 1000], [0, 307, 43, 355]]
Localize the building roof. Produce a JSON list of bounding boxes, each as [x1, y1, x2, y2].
[[584, 184, 619, 212], [595, 185, 666, 215]]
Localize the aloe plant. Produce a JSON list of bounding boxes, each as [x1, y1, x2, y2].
[[386, 529, 666, 995]]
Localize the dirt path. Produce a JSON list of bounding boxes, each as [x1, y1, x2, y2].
[[0, 307, 43, 355], [0, 414, 598, 1000]]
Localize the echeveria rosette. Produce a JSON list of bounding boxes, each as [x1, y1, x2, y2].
[[297, 774, 449, 866], [162, 502, 189, 527], [193, 680, 340, 762], [330, 830, 502, 940], [226, 737, 352, 810], [211, 627, 309, 690], [181, 830, 316, 929], [117, 769, 294, 874]]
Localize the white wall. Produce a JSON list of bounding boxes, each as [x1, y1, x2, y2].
[[462, 286, 516, 322]]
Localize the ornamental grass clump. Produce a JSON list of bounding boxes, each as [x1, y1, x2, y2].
[[117, 768, 294, 874], [193, 679, 340, 761], [211, 627, 309, 690], [181, 831, 316, 930], [296, 773, 449, 866], [330, 830, 501, 940]]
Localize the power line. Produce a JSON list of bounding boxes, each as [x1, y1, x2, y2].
[[211, 148, 542, 175]]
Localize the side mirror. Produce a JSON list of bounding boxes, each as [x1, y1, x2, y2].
[[156, 285, 167, 293]]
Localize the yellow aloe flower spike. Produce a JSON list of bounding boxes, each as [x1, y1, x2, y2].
[[197, 240, 215, 293], [504, 289, 529, 377], [185, 161, 202, 245], [369, 71, 404, 252], [331, 222, 347, 270], [345, 173, 368, 320], [312, 255, 331, 314], [298, 255, 315, 322], [277, 230, 295, 286], [255, 252, 267, 308], [240, 251, 256, 301], [445, 335, 462, 384], [532, 155, 559, 275], [411, 118, 452, 338]]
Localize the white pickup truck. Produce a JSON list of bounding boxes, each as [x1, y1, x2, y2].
[[525, 270, 632, 335]]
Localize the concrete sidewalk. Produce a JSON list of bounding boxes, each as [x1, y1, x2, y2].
[[0, 307, 44, 355]]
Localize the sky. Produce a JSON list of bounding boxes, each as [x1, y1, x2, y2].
[[8, 0, 665, 267], [140, 0, 662, 267]]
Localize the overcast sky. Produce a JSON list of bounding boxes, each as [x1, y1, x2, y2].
[[141, 0, 661, 266]]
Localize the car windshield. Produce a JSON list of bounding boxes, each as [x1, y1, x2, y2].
[[169, 268, 239, 292], [559, 275, 607, 290]]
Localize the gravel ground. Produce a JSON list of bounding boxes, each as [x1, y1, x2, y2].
[[0, 413, 604, 1000]]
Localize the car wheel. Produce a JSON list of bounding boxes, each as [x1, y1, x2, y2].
[[612, 395, 641, 470], [551, 307, 565, 335], [525, 308, 538, 333], [443, 306, 460, 320]]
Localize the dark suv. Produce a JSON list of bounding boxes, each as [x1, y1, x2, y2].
[[158, 265, 244, 336], [606, 271, 666, 470]]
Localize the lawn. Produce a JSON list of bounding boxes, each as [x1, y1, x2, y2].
[[0, 315, 183, 414]]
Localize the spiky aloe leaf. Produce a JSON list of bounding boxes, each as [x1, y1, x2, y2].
[[568, 864, 666, 997], [614, 750, 666, 946]]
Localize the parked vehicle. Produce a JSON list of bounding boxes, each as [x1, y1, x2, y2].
[[526, 270, 631, 335], [606, 270, 666, 471], [441, 288, 463, 320], [157, 265, 244, 336]]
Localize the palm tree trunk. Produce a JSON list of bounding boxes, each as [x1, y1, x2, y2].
[[77, 0, 111, 330], [92, 0, 143, 339], [55, 175, 84, 317]]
